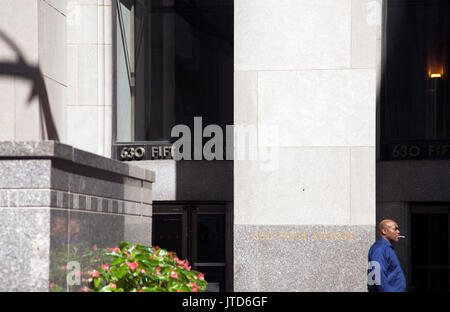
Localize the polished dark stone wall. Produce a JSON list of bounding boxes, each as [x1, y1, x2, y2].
[[377, 160, 450, 202]]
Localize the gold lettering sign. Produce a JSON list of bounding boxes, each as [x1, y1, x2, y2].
[[252, 231, 354, 242]]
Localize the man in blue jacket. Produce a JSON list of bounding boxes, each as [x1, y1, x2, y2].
[[367, 219, 406, 292]]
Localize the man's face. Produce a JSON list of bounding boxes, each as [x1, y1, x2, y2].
[[383, 222, 400, 243]]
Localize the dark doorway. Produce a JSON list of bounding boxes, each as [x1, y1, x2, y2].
[[411, 204, 450, 292], [152, 201, 232, 292]]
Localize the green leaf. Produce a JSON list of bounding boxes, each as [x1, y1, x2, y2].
[[116, 265, 128, 279], [94, 277, 103, 288], [111, 257, 124, 266], [119, 241, 129, 250]]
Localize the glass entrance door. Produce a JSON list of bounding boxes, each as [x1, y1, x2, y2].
[[152, 202, 232, 292]]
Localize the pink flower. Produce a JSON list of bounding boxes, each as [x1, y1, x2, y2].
[[126, 261, 138, 271], [124, 251, 130, 259], [137, 289, 143, 292], [60, 265, 67, 271], [101, 264, 110, 271], [170, 271, 178, 278], [49, 283, 56, 288], [81, 287, 89, 292], [89, 270, 99, 278], [156, 266, 161, 275], [109, 283, 116, 289], [169, 252, 173, 258], [92, 245, 98, 251], [139, 269, 146, 274], [177, 290, 182, 292], [190, 282, 199, 292], [198, 273, 204, 280]]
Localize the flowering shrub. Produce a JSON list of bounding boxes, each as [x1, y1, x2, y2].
[[50, 241, 110, 292], [88, 242, 207, 292]]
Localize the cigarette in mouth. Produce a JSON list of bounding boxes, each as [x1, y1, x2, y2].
[[398, 236, 406, 239]]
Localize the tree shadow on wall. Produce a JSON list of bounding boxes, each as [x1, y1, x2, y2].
[[0, 30, 59, 141]]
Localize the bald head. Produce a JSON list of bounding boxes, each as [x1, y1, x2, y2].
[[378, 219, 400, 243]]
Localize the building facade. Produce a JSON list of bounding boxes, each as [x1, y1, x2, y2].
[[0, 0, 387, 292], [378, 0, 450, 292]]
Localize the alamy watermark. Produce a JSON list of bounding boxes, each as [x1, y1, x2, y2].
[[367, 261, 381, 286], [170, 117, 280, 171]]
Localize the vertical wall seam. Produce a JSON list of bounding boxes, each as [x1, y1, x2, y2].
[[13, 77, 16, 140], [349, 147, 352, 225], [350, 0, 353, 69], [256, 225, 259, 291], [256, 71, 259, 147]]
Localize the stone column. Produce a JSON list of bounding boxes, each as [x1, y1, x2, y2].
[[234, 0, 381, 291]]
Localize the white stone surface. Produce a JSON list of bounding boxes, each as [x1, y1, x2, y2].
[[15, 78, 41, 141], [102, 5, 113, 45], [39, 0, 67, 84], [351, 0, 380, 69], [67, 4, 98, 44], [258, 69, 376, 147], [235, 0, 351, 70], [105, 44, 113, 107], [0, 0, 39, 63], [44, 0, 67, 15], [0, 78, 15, 140], [350, 147, 375, 225], [234, 147, 351, 225], [66, 106, 99, 154], [130, 160, 177, 201], [104, 105, 112, 158], [77, 45, 98, 106], [67, 45, 78, 106], [65, 0, 113, 157], [234, 71, 258, 127], [234, 71, 259, 148], [44, 76, 67, 142]]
